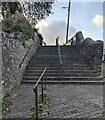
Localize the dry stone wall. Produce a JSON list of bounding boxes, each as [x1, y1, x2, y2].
[[2, 32, 39, 95]]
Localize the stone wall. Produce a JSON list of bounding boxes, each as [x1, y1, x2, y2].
[[81, 38, 95, 67], [0, 32, 2, 119], [70, 31, 84, 54], [0, 35, 2, 98], [2, 32, 39, 95], [71, 31, 104, 75], [81, 38, 104, 73]]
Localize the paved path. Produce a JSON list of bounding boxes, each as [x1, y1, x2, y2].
[[4, 84, 35, 118], [0, 40, 2, 119], [3, 84, 104, 119], [45, 84, 103, 118]]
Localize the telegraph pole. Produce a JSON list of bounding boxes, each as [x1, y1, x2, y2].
[[66, 0, 71, 43]]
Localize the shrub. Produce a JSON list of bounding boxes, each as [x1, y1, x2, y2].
[[2, 13, 44, 45], [2, 18, 15, 33]]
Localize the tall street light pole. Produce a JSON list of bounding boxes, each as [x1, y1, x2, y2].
[[66, 0, 71, 43]]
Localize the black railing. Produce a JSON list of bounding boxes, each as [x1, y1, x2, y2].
[[81, 39, 103, 74], [33, 68, 47, 119], [103, 51, 105, 78], [57, 44, 62, 66], [80, 38, 95, 67], [83, 41, 94, 54], [43, 41, 47, 46], [57, 44, 62, 80], [82, 41, 94, 64], [19, 44, 34, 68], [103, 51, 105, 62]]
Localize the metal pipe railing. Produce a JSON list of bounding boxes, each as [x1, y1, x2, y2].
[[57, 44, 62, 80], [19, 44, 34, 68], [58, 44, 62, 66], [84, 42, 94, 55], [81, 42, 94, 66], [103, 52, 105, 78], [33, 68, 47, 119]]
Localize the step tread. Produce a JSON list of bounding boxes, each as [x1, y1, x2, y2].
[[22, 46, 102, 83], [21, 80, 103, 83], [23, 76, 102, 79]]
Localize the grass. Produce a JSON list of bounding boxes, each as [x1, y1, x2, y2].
[[31, 93, 48, 119], [38, 93, 48, 105], [2, 92, 12, 115], [31, 110, 36, 120], [2, 83, 20, 115]]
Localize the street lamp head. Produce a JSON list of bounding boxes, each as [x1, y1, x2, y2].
[[62, 7, 67, 9]]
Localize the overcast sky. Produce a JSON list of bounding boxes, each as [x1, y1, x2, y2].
[[36, 1, 104, 45]]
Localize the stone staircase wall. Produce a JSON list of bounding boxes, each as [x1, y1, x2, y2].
[[0, 36, 2, 99], [2, 32, 40, 95], [81, 38, 103, 73], [70, 31, 104, 74], [22, 45, 103, 84]]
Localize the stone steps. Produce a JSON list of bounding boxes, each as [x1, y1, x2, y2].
[[25, 69, 95, 73], [22, 76, 102, 81], [26, 65, 90, 68], [22, 80, 103, 84], [28, 61, 88, 64], [22, 45, 103, 83], [25, 67, 92, 70], [23, 74, 98, 78]]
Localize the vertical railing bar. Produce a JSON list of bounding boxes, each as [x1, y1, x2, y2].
[[57, 44, 62, 80], [101, 52, 104, 77], [41, 76, 44, 102], [33, 68, 47, 119], [58, 44, 62, 65], [45, 70, 46, 90], [35, 87, 38, 119]]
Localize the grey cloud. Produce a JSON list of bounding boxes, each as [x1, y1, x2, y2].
[[37, 20, 77, 45]]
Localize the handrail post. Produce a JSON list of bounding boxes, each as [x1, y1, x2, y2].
[[33, 87, 38, 119], [59, 64, 61, 80], [57, 43, 62, 80], [33, 68, 47, 119], [56, 37, 59, 46], [44, 71, 46, 90], [41, 77, 44, 102], [103, 55, 105, 78]]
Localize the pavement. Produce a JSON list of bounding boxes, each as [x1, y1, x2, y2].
[[0, 39, 2, 119], [45, 84, 104, 118], [2, 83, 104, 119], [3, 84, 35, 118]]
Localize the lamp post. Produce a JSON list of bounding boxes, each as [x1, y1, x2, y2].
[[66, 0, 71, 43], [63, 0, 71, 43]]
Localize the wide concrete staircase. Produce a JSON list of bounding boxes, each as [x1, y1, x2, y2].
[[22, 46, 103, 83]]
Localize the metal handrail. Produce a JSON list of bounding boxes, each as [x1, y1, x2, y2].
[[84, 42, 94, 55], [58, 44, 62, 65], [19, 43, 34, 68], [83, 42, 95, 66], [43, 41, 46, 46], [33, 68, 47, 90], [57, 44, 62, 80], [33, 68, 47, 119]]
